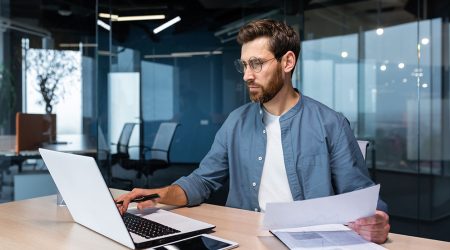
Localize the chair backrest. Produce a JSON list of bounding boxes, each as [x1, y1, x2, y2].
[[117, 123, 137, 155], [149, 122, 179, 162], [16, 113, 56, 153], [97, 125, 109, 160], [357, 140, 369, 160]]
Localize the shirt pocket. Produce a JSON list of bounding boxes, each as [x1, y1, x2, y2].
[[297, 153, 332, 198]]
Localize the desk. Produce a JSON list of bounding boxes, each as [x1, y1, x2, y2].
[[0, 194, 449, 249], [0, 134, 97, 156]]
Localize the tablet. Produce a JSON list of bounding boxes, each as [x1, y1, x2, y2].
[[151, 234, 238, 250]]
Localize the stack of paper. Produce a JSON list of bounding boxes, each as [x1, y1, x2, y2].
[[263, 185, 386, 250]]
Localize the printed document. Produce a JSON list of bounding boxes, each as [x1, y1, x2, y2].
[[263, 185, 385, 250], [263, 185, 380, 229], [271, 224, 386, 250]]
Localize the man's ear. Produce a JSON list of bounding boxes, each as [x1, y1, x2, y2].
[[283, 51, 296, 73]]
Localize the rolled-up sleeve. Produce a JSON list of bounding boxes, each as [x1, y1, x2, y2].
[[173, 123, 229, 206]]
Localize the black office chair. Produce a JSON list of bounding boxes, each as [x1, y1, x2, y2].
[[137, 122, 179, 187], [110, 123, 139, 188]]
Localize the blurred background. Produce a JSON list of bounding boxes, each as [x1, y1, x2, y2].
[[0, 0, 448, 242]]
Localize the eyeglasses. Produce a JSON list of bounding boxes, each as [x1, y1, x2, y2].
[[234, 57, 276, 73]]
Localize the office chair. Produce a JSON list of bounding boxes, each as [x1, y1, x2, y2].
[[110, 123, 139, 188], [357, 140, 369, 160], [137, 122, 179, 188]]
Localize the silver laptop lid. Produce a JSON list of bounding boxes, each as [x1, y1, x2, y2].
[[39, 148, 135, 249]]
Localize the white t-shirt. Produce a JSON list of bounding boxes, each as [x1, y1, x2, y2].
[[258, 109, 294, 212]]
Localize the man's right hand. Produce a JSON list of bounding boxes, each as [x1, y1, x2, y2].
[[115, 185, 188, 215], [115, 188, 163, 215]]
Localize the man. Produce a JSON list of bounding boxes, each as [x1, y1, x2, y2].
[[116, 19, 390, 244]]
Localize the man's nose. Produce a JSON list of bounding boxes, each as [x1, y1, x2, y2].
[[243, 67, 254, 82]]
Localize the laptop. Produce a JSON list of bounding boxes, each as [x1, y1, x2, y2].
[[39, 148, 215, 249]]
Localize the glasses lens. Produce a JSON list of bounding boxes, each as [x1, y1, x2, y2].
[[249, 58, 263, 73], [234, 59, 245, 73]]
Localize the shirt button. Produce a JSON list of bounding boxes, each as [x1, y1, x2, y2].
[[252, 182, 256, 187], [263, 130, 266, 134], [258, 156, 262, 161]]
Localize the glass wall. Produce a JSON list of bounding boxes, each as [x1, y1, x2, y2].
[[300, 0, 450, 241], [0, 0, 447, 243], [95, 0, 449, 241]]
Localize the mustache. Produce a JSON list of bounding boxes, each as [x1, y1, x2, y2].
[[246, 81, 260, 87]]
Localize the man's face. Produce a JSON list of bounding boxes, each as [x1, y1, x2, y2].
[[240, 37, 284, 103]]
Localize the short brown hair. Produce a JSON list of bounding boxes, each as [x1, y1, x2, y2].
[[237, 19, 300, 62]]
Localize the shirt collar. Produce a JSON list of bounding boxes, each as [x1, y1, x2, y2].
[[257, 89, 303, 121]]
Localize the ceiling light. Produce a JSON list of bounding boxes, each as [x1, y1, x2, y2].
[[98, 13, 164, 22], [380, 64, 387, 71], [341, 51, 348, 58], [144, 50, 222, 59], [58, 4, 72, 16], [97, 20, 110, 31], [59, 43, 97, 48], [376, 28, 384, 36], [153, 16, 181, 34], [398, 63, 405, 69], [99, 13, 119, 20], [117, 15, 165, 22], [421, 38, 429, 45], [422, 83, 428, 88]]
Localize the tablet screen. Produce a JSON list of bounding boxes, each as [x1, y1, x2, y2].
[[152, 235, 233, 250]]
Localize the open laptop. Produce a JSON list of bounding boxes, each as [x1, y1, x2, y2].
[[39, 148, 215, 249]]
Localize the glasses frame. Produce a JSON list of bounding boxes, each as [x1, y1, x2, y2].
[[234, 57, 276, 74]]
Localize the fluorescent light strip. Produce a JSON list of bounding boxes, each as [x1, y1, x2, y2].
[[153, 16, 181, 34], [98, 50, 117, 57], [144, 50, 222, 59], [98, 13, 165, 22], [117, 15, 165, 21], [59, 43, 97, 48], [97, 20, 110, 31], [98, 13, 119, 20]]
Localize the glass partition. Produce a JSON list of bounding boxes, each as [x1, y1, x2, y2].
[[300, 0, 450, 241]]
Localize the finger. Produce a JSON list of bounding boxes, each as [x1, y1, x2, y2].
[[137, 199, 158, 210], [354, 223, 390, 244], [356, 211, 389, 225], [359, 230, 389, 244], [116, 189, 144, 212]]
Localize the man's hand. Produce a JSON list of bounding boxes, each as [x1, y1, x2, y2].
[[115, 188, 163, 215], [115, 185, 187, 215], [348, 210, 390, 244]]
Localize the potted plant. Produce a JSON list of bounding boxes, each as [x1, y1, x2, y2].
[[25, 49, 78, 114]]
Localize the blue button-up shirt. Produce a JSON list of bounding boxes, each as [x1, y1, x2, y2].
[[174, 94, 387, 212]]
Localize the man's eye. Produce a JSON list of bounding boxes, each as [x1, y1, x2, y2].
[[250, 60, 261, 66]]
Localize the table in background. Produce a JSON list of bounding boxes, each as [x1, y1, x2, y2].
[[0, 134, 97, 156], [0, 192, 449, 249], [0, 134, 97, 171]]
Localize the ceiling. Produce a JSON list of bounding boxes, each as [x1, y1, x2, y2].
[[5, 0, 449, 45]]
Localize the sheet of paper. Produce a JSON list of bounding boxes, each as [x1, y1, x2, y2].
[[271, 224, 387, 250], [263, 185, 380, 229]]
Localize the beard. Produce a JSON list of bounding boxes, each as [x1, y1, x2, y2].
[[248, 64, 284, 103]]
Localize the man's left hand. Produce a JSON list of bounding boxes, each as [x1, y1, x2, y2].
[[348, 210, 390, 244]]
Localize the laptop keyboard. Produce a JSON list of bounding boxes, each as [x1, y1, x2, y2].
[[123, 212, 180, 239]]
